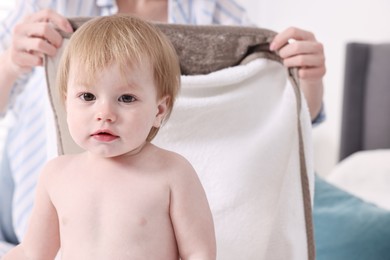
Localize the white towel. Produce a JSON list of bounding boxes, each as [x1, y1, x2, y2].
[[153, 58, 314, 260]]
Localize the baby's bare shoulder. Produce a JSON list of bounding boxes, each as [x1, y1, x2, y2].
[[151, 145, 199, 184], [40, 153, 84, 180], [44, 154, 80, 170], [153, 146, 193, 170]]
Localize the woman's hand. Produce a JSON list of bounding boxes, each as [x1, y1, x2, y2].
[[270, 27, 326, 120], [6, 8, 73, 76]]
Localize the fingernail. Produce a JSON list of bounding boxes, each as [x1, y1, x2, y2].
[[66, 23, 73, 32]]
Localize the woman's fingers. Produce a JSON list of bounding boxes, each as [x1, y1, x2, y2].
[[9, 9, 72, 73], [270, 27, 325, 81], [24, 8, 73, 33]]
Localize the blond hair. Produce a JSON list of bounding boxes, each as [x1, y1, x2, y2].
[[57, 14, 181, 141]]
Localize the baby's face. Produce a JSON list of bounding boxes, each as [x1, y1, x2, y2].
[[65, 62, 168, 158]]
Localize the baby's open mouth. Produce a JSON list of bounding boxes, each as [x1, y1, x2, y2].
[[97, 132, 113, 136], [92, 130, 119, 141]]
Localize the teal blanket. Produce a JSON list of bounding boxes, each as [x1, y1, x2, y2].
[[314, 175, 390, 259]]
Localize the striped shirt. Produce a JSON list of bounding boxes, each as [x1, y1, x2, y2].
[[0, 0, 250, 255]]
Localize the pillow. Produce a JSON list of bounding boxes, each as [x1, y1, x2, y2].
[[327, 149, 390, 210], [314, 175, 390, 260]]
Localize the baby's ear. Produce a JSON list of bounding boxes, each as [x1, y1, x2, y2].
[[153, 95, 170, 128]]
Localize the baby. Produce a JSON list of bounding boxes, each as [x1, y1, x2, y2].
[[3, 14, 216, 260]]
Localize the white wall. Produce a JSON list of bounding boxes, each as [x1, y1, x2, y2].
[[240, 0, 390, 176]]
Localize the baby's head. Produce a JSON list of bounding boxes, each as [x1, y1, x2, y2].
[[57, 14, 180, 141]]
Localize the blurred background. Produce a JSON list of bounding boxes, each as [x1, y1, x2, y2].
[[0, 1, 14, 164], [1, 0, 390, 177]]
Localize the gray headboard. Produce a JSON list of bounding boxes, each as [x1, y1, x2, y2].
[[339, 42, 390, 161]]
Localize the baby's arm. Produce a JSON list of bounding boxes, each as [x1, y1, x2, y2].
[[3, 161, 60, 259], [169, 156, 216, 260]]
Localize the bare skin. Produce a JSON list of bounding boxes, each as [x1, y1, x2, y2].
[[2, 46, 216, 259], [12, 144, 215, 260], [3, 143, 216, 260], [116, 0, 168, 22]]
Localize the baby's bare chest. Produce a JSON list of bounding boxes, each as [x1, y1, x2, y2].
[[50, 172, 177, 258], [51, 170, 172, 237]]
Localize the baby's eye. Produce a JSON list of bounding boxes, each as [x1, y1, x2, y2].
[[79, 92, 96, 101], [119, 94, 136, 103]]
